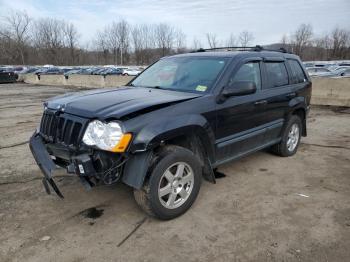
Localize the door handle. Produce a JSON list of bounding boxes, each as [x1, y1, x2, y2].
[[286, 92, 296, 98], [254, 100, 267, 105]]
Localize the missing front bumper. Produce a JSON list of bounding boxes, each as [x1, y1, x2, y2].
[[29, 133, 64, 198], [29, 133, 125, 198]]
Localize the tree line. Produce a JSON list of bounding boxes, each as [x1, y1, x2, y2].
[[0, 10, 349, 66]]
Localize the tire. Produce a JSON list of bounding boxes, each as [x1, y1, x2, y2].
[[134, 145, 202, 220], [271, 115, 302, 157]]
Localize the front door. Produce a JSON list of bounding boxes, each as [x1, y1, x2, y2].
[[215, 59, 267, 164]]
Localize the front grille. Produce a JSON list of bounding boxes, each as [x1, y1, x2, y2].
[[40, 110, 86, 147]]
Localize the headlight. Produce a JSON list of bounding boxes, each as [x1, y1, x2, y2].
[[82, 120, 132, 152]]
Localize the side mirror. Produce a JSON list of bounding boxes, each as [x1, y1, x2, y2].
[[222, 81, 257, 98]]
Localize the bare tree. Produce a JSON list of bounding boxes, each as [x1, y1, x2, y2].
[[131, 24, 158, 64], [313, 34, 332, 60], [291, 24, 313, 58], [131, 25, 143, 65], [206, 33, 218, 48], [33, 18, 67, 64], [155, 23, 175, 56], [64, 23, 79, 65], [330, 27, 350, 59], [115, 19, 130, 65], [2, 7, 350, 66], [280, 34, 288, 48], [239, 31, 254, 48], [175, 29, 186, 53], [94, 30, 109, 64], [226, 33, 237, 47], [192, 37, 202, 50], [103, 20, 130, 65], [0, 10, 31, 64]]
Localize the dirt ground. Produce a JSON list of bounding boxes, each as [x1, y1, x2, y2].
[[0, 83, 349, 262]]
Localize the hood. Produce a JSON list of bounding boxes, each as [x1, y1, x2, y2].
[[46, 86, 201, 119]]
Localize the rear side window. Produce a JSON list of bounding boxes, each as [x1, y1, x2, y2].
[[264, 62, 289, 88], [288, 59, 307, 84]]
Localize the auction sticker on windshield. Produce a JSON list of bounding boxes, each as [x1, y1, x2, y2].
[[196, 85, 207, 92]]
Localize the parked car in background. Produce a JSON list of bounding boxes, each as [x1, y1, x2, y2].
[[20, 67, 39, 74], [122, 68, 141, 76], [38, 67, 63, 75], [63, 68, 82, 77], [16, 67, 39, 81], [0, 71, 16, 83], [91, 68, 107, 75], [329, 68, 350, 78], [329, 65, 350, 71], [101, 68, 123, 76], [341, 69, 350, 77], [317, 67, 350, 78], [84, 67, 101, 75], [306, 67, 331, 76], [303, 62, 314, 68]]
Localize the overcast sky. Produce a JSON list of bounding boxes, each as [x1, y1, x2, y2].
[[0, 0, 349, 47]]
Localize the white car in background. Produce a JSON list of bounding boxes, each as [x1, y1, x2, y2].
[[306, 67, 331, 77], [122, 68, 142, 76]]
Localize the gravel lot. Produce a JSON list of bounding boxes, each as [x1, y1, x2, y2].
[[0, 83, 349, 262]]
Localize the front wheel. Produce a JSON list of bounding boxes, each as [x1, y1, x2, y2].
[[134, 146, 202, 220]]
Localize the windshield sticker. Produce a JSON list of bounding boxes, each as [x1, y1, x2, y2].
[[196, 85, 207, 92]]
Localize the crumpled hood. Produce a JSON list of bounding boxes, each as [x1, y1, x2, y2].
[[46, 86, 201, 119]]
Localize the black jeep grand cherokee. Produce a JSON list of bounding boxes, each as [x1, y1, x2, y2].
[[30, 47, 311, 220]]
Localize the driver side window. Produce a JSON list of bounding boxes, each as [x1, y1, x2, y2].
[[229, 62, 261, 89]]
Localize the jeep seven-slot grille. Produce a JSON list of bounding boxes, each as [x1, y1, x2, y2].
[[40, 111, 85, 146]]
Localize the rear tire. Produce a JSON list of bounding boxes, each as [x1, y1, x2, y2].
[[271, 115, 302, 157], [134, 145, 202, 220]]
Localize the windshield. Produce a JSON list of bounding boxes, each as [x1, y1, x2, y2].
[[130, 57, 228, 93]]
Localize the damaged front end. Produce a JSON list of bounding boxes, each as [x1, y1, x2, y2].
[[29, 109, 128, 198]]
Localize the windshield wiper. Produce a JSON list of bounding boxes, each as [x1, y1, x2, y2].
[[146, 86, 164, 89]]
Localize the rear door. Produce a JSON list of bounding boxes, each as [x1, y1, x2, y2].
[[285, 58, 312, 113], [260, 58, 292, 143]]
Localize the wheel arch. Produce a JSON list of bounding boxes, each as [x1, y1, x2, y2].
[[123, 115, 217, 189], [288, 98, 307, 136]]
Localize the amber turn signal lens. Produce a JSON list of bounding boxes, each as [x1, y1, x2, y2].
[[112, 133, 132, 152]]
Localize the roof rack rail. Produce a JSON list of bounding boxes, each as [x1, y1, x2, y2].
[[192, 45, 289, 54]]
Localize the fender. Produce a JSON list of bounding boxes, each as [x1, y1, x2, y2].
[[288, 96, 308, 136], [288, 96, 306, 109], [129, 114, 216, 163], [123, 114, 216, 189]]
